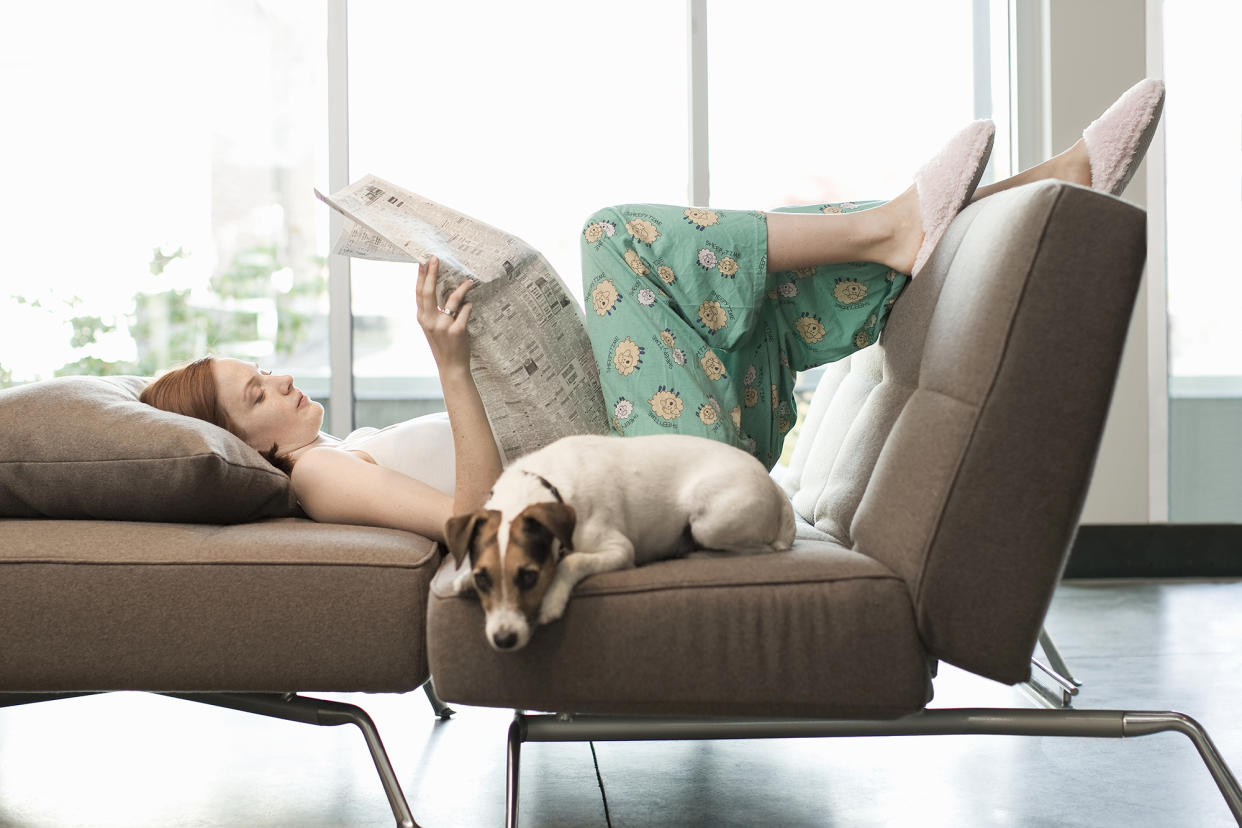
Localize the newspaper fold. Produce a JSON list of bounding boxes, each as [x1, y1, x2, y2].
[[315, 175, 608, 464]]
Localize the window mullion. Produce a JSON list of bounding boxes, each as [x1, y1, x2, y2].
[[687, 0, 709, 207], [327, 0, 354, 435]]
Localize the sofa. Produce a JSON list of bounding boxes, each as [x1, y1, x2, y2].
[[423, 181, 1242, 825], [0, 374, 447, 828], [3, 180, 1239, 828]]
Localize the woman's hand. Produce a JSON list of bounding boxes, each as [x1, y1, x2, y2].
[[416, 256, 476, 374], [415, 256, 504, 514]]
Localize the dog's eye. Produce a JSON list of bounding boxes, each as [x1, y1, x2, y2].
[[473, 569, 492, 594], [515, 568, 539, 591]]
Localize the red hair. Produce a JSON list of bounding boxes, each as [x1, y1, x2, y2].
[[140, 356, 292, 474]]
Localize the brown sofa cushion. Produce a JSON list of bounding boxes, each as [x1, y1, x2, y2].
[[0, 375, 299, 523], [427, 530, 932, 718], [0, 518, 438, 692], [783, 181, 1147, 684]]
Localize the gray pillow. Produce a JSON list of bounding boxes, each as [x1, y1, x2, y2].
[[0, 375, 299, 523]]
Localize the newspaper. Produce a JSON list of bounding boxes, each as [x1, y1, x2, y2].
[[315, 175, 608, 464]]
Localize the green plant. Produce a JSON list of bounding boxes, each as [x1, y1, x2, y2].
[[49, 241, 326, 378]]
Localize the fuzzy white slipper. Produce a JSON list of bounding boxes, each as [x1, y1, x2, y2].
[[1082, 78, 1165, 196], [911, 119, 996, 277]]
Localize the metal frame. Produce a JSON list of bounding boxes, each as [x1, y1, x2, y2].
[[0, 679, 455, 828], [504, 706, 1242, 827], [1019, 626, 1083, 708], [423, 677, 456, 719]]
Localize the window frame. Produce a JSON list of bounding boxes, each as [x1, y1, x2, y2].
[[324, 0, 1009, 436]]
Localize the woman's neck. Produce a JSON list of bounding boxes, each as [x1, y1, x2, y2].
[[286, 432, 339, 466]]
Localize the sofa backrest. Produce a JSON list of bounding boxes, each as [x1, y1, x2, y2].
[[781, 181, 1146, 684]]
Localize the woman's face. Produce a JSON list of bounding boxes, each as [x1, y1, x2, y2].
[[212, 357, 324, 455]]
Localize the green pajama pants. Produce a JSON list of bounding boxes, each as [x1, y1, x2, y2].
[[580, 201, 910, 470]]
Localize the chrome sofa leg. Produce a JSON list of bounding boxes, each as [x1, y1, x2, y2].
[[422, 678, 455, 720], [1039, 627, 1082, 687], [164, 692, 419, 828], [507, 713, 526, 828], [512, 707, 1242, 824], [1023, 627, 1083, 708], [1023, 657, 1081, 708]]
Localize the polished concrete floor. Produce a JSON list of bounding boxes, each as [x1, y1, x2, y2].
[[2, 579, 1241, 827]]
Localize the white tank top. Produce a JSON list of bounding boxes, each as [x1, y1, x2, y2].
[[334, 410, 456, 496]]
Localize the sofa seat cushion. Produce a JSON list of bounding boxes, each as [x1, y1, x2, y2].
[[427, 533, 932, 719], [0, 518, 439, 693]]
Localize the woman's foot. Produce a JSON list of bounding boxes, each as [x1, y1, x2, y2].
[[909, 119, 996, 276], [1054, 138, 1093, 188], [875, 185, 924, 276], [1082, 77, 1165, 195], [763, 120, 994, 275], [971, 78, 1164, 202], [971, 138, 1092, 203]]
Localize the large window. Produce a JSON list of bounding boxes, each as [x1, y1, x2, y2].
[[705, 0, 984, 463], [345, 1, 688, 426], [1, 0, 332, 425], [5, 1, 995, 454], [707, 1, 978, 209], [1164, 0, 1242, 521], [344, 0, 985, 433]]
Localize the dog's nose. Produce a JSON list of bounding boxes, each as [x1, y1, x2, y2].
[[492, 631, 519, 650]]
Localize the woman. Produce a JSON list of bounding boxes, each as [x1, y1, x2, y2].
[[139, 262, 501, 542], [139, 79, 1165, 542]]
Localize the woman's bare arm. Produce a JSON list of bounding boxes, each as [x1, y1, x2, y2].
[[291, 447, 454, 540], [288, 257, 502, 539], [416, 257, 504, 515]]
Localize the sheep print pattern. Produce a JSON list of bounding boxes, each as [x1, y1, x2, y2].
[[581, 201, 910, 470]]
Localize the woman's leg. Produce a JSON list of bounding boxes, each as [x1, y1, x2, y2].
[[765, 136, 1093, 275], [764, 186, 921, 274], [971, 138, 1091, 202], [580, 200, 911, 468], [581, 204, 767, 455]]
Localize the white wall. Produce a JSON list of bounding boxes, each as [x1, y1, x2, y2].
[[1043, 0, 1154, 523]]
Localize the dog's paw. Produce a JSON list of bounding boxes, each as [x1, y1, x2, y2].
[[536, 586, 571, 625]]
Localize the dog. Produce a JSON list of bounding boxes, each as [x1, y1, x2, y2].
[[443, 433, 795, 651]]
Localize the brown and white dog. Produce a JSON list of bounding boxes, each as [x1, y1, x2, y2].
[[444, 433, 795, 651]]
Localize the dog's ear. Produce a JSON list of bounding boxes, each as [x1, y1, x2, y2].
[[520, 502, 577, 554], [444, 510, 491, 567]]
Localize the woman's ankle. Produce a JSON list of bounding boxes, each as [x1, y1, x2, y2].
[[873, 190, 922, 274]]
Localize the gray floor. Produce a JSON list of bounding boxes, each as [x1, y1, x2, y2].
[[2, 579, 1241, 827]]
